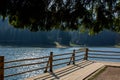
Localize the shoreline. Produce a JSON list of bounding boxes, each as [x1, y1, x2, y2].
[[0, 45, 120, 48]]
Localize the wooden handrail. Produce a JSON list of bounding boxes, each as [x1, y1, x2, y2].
[[53, 57, 71, 61], [88, 49, 120, 60], [5, 56, 49, 64], [4, 66, 47, 78], [3, 49, 85, 77], [4, 61, 48, 69], [89, 56, 120, 60], [89, 53, 120, 56], [3, 48, 120, 79], [53, 52, 72, 57], [89, 50, 120, 53], [0, 56, 4, 80], [1, 48, 85, 79]]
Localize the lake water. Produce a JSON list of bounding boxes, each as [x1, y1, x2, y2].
[[0, 47, 120, 80]]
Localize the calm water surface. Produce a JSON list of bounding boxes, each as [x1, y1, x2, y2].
[[0, 47, 120, 80]]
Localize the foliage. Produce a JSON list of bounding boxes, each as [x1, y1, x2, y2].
[[0, 0, 120, 33]]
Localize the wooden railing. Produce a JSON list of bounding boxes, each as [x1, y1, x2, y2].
[[0, 48, 86, 80], [1, 48, 120, 80], [0, 56, 4, 80], [88, 49, 120, 60]]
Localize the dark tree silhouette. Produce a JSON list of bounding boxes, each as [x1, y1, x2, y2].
[[0, 0, 120, 33]]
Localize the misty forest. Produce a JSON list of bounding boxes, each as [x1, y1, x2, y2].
[[0, 19, 120, 47]]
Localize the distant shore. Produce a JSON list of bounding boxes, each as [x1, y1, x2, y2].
[[0, 44, 120, 48]]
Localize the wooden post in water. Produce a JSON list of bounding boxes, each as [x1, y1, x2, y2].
[[84, 48, 88, 60], [49, 52, 53, 72], [0, 56, 4, 80], [73, 50, 75, 64]]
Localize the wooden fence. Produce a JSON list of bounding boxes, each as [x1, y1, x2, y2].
[[0, 56, 4, 80], [0, 48, 87, 80], [88, 50, 120, 60], [0, 48, 120, 80]]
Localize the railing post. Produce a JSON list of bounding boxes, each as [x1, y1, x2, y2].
[[44, 52, 53, 73], [84, 48, 88, 60], [68, 49, 76, 65], [49, 52, 53, 72], [73, 50, 75, 64], [0, 56, 4, 80]]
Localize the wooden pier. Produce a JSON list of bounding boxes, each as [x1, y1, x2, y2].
[[0, 48, 120, 80], [26, 61, 120, 80]]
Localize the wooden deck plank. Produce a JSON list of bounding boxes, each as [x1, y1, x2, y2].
[[61, 63, 104, 80], [25, 61, 120, 80]]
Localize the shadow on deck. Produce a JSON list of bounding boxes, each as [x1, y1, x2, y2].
[[26, 60, 94, 80]]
